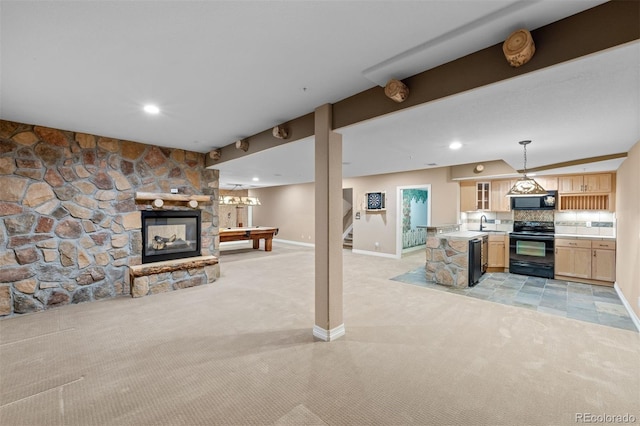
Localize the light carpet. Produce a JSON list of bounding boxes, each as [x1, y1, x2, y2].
[[1, 243, 638, 425]]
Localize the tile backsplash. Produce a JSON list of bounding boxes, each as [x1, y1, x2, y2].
[[460, 210, 615, 237], [554, 211, 615, 237]]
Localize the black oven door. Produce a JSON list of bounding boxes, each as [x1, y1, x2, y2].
[[509, 234, 555, 279]]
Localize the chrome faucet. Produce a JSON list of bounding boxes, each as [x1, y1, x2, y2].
[[480, 215, 487, 231]]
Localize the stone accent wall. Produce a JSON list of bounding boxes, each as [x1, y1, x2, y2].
[[0, 120, 219, 317], [425, 236, 469, 288]]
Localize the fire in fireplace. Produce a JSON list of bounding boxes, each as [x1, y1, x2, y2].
[[141, 210, 201, 263]]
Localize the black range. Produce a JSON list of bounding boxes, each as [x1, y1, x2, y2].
[[509, 221, 555, 279]]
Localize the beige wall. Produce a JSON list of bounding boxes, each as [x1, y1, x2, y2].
[[250, 183, 315, 244], [615, 140, 640, 319], [251, 167, 459, 255]]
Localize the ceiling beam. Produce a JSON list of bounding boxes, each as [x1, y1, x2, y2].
[[519, 152, 629, 174], [207, 0, 639, 168]]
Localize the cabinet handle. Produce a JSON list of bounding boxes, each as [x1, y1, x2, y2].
[[569, 242, 577, 246], [593, 250, 596, 257]]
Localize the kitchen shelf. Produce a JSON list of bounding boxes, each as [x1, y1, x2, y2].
[[559, 194, 609, 211]]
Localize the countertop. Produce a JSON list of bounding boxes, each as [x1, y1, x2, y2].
[[440, 230, 488, 240], [554, 233, 616, 240]]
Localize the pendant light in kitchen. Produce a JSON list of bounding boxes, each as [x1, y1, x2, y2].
[[506, 140, 547, 197]]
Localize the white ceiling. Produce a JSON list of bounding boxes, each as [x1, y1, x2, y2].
[[2, 1, 638, 190]]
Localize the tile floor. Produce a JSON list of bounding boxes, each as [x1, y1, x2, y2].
[[391, 267, 638, 332]]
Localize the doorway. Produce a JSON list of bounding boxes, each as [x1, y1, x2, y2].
[[396, 185, 431, 257], [342, 188, 353, 250]]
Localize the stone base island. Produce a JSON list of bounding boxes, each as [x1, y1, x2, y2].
[[423, 225, 488, 288]]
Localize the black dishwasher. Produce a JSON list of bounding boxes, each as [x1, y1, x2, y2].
[[469, 238, 483, 286]]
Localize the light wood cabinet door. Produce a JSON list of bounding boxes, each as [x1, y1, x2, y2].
[[536, 176, 558, 191], [555, 239, 591, 279], [554, 246, 573, 276], [592, 248, 615, 282], [476, 182, 490, 210], [583, 173, 612, 193], [559, 175, 584, 193], [558, 173, 612, 193], [489, 179, 512, 212], [591, 240, 615, 282], [488, 240, 505, 267], [460, 181, 476, 212]]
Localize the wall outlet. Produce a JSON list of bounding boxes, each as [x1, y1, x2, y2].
[[170, 188, 178, 194], [495, 219, 501, 225], [586, 221, 591, 227]]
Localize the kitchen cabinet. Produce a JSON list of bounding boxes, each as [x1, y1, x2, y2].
[[476, 182, 490, 210], [460, 181, 490, 211], [489, 180, 512, 212], [558, 173, 612, 193], [555, 238, 616, 285], [555, 239, 591, 279], [487, 234, 506, 268], [535, 176, 558, 191], [591, 240, 616, 282], [460, 181, 477, 212]]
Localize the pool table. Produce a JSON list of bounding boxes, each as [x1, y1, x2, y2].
[[219, 226, 279, 251]]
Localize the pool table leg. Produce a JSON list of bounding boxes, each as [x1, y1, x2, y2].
[[252, 239, 260, 250], [265, 237, 273, 251]]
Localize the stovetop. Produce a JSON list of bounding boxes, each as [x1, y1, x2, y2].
[[511, 220, 555, 235]]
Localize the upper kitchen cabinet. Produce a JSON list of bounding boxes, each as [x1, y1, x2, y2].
[[557, 173, 615, 211], [558, 173, 612, 193], [490, 180, 513, 212], [460, 181, 490, 211], [535, 176, 558, 191]]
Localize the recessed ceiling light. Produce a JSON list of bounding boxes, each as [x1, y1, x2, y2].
[[252, 177, 259, 182], [449, 141, 462, 150], [143, 104, 160, 114]]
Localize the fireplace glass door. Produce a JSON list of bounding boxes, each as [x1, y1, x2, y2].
[[142, 210, 201, 263]]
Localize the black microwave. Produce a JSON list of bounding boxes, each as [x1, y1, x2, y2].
[[510, 190, 557, 210]]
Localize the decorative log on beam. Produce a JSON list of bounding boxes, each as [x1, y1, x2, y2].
[[503, 29, 535, 67], [272, 125, 289, 139], [152, 199, 164, 209], [209, 149, 222, 161], [235, 139, 249, 152], [384, 79, 409, 103]]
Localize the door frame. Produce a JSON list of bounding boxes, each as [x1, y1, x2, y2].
[[396, 184, 432, 258]]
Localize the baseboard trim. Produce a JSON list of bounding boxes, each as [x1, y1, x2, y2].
[[312, 324, 345, 341], [352, 249, 399, 259], [273, 239, 315, 248], [614, 282, 640, 332], [402, 244, 426, 254]]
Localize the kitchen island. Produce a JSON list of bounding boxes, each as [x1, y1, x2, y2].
[[425, 230, 487, 288]]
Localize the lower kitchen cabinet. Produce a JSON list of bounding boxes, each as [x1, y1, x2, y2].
[[487, 234, 506, 269], [555, 239, 591, 279], [591, 240, 616, 282], [555, 238, 616, 286]]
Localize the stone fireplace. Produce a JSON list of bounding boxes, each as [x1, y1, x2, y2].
[[0, 119, 220, 317], [141, 210, 201, 263]]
